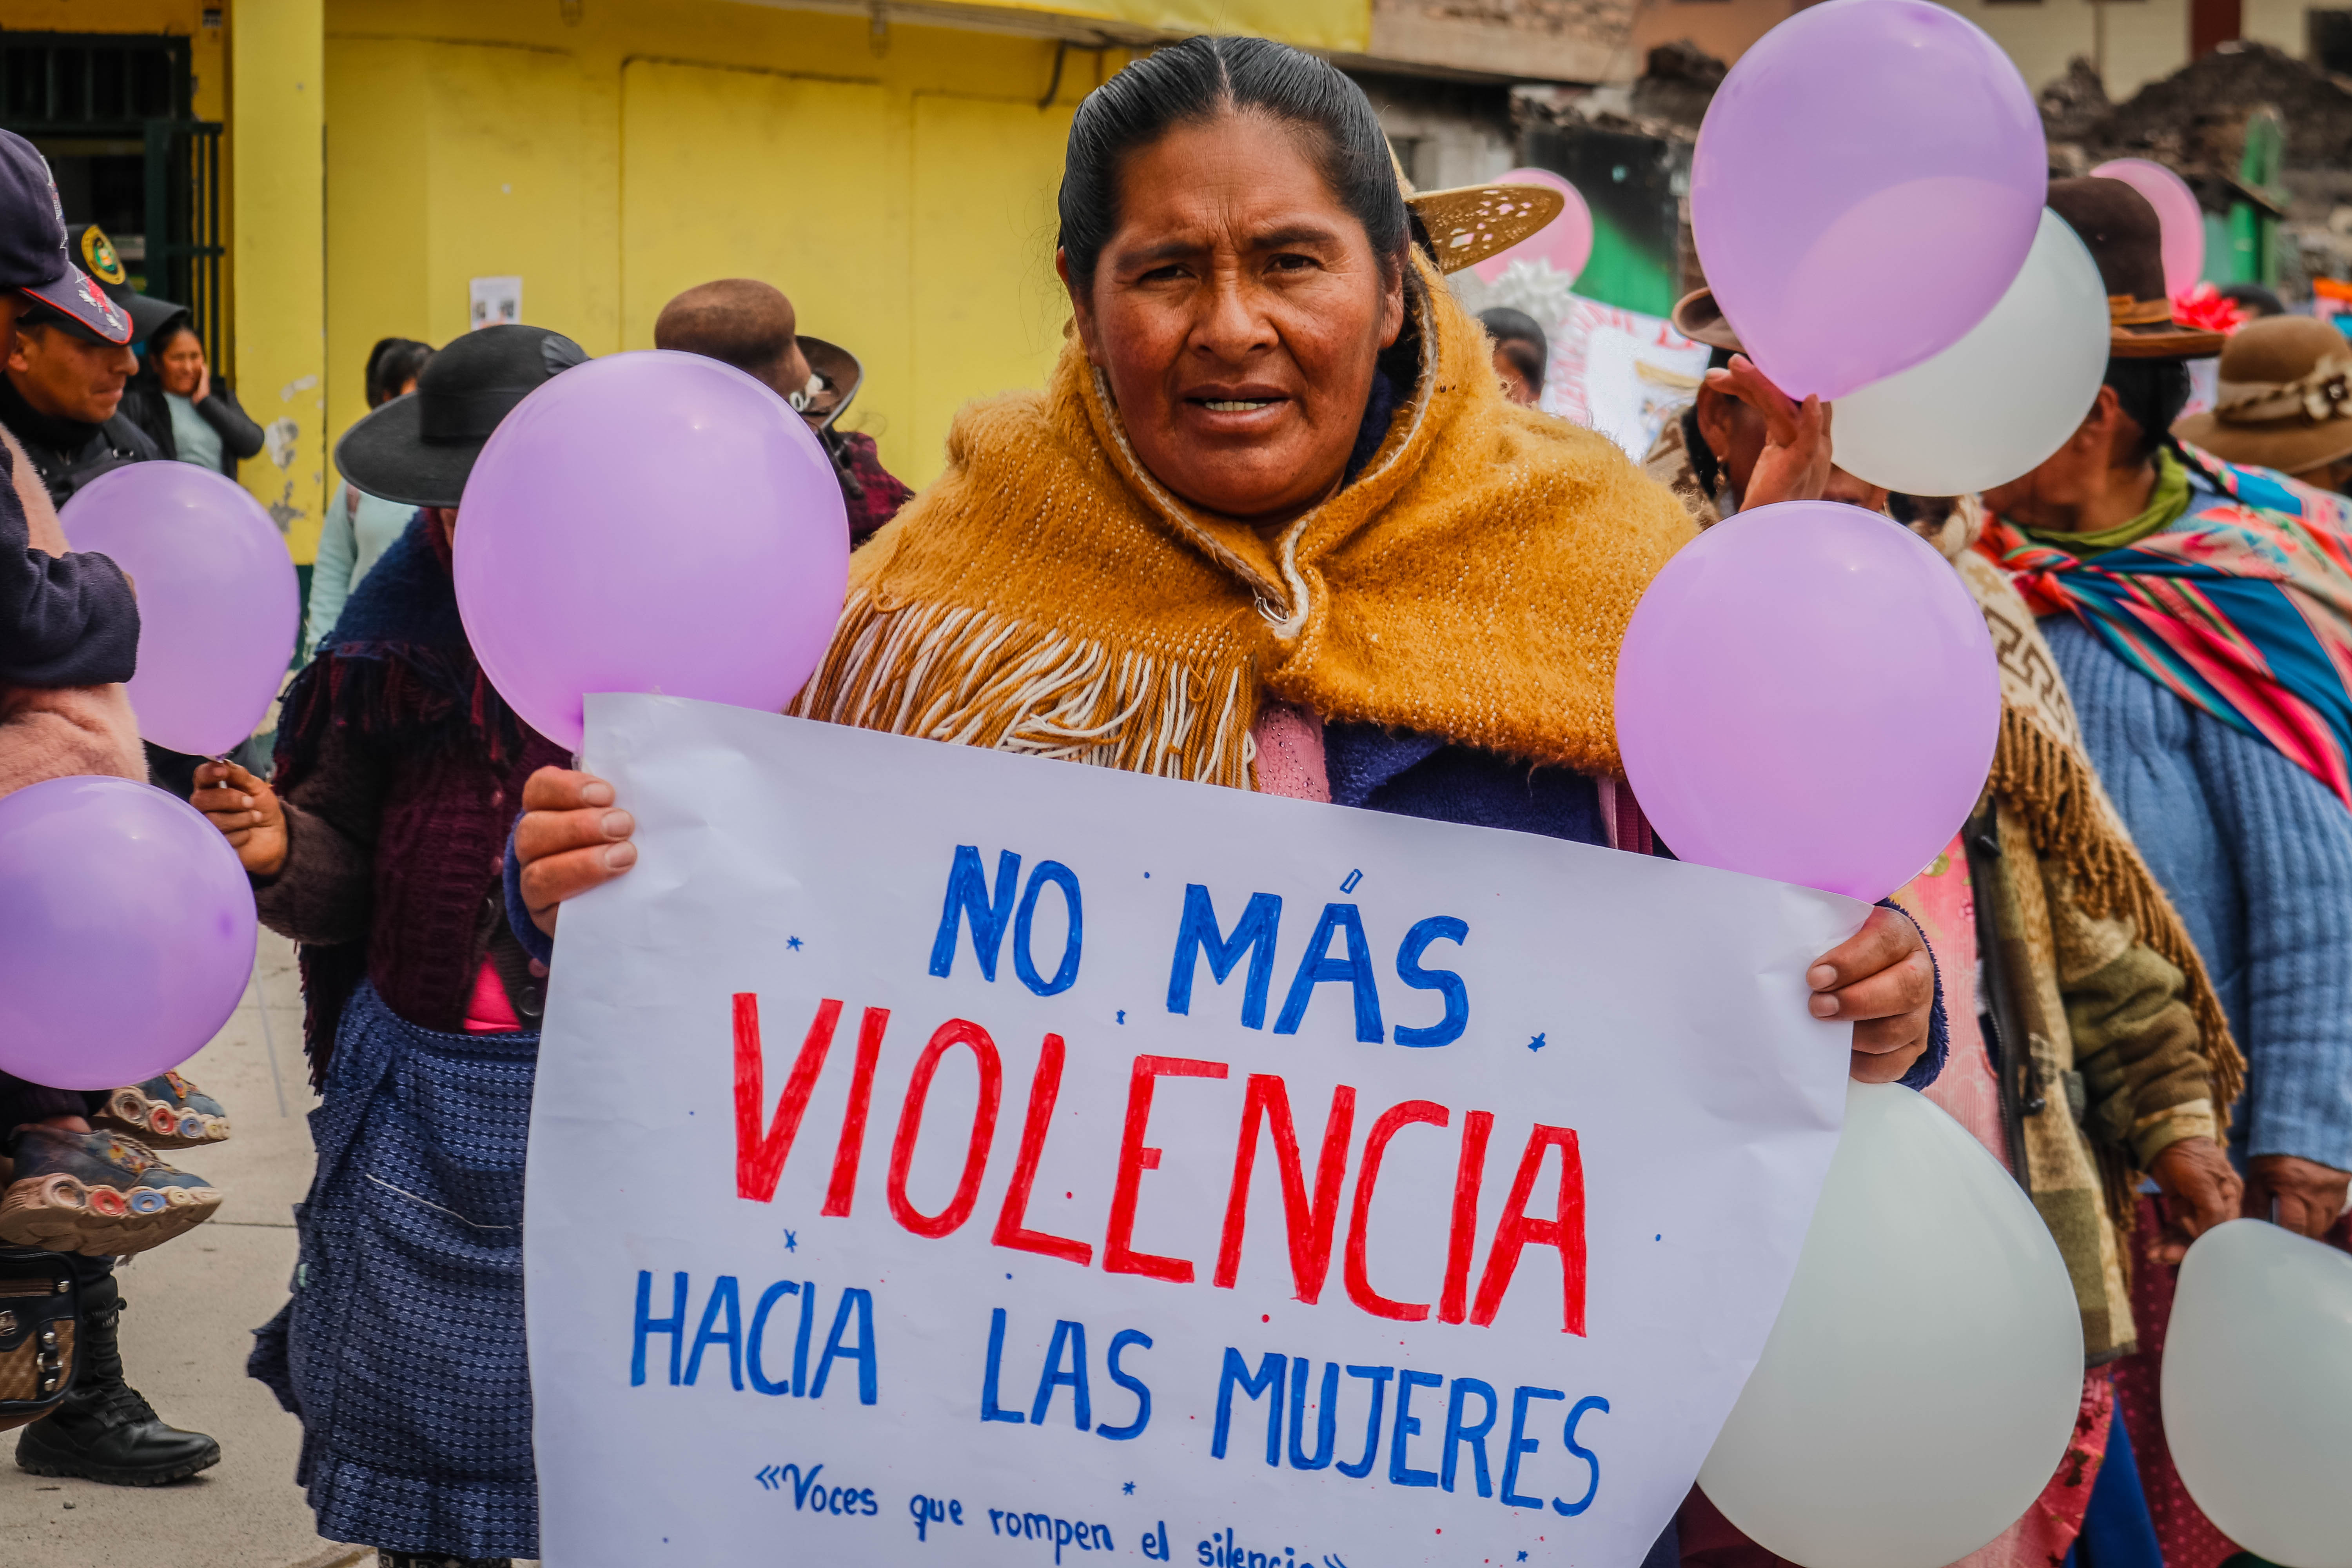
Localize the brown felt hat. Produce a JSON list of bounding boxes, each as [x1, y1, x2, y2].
[[2047, 177, 2225, 361], [1670, 287, 1741, 354], [2174, 314, 2352, 474]]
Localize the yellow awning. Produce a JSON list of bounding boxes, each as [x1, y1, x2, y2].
[[932, 0, 1371, 53]]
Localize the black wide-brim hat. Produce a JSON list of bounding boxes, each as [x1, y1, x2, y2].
[[336, 324, 588, 508]]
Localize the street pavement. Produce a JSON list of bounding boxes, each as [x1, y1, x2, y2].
[[0, 931, 450, 1568]]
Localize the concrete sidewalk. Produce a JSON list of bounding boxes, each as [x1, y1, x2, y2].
[[0, 931, 369, 1568]]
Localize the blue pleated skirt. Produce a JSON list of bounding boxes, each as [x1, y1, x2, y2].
[[249, 980, 540, 1559]]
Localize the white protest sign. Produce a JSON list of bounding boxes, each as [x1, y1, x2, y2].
[[527, 694, 1862, 1568]]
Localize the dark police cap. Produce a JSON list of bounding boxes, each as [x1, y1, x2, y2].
[[0, 132, 129, 343]]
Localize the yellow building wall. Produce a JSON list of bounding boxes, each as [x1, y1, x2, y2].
[[319, 0, 1172, 504]]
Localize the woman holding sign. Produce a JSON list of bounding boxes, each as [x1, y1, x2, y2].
[[514, 38, 1942, 1566], [515, 41, 1938, 1074]]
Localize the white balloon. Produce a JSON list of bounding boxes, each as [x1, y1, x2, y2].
[[1697, 1082, 2083, 1568], [1832, 209, 2110, 497], [2163, 1219, 2352, 1568]]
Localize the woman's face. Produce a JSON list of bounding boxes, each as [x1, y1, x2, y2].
[[156, 333, 204, 397], [1062, 112, 1405, 526]]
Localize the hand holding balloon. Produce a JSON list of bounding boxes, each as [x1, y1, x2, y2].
[[1704, 355, 1834, 509], [2241, 1153, 2352, 1241], [191, 758, 287, 877], [2147, 1136, 2244, 1264]]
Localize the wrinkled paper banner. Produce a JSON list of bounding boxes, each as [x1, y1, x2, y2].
[[528, 694, 1860, 1566]]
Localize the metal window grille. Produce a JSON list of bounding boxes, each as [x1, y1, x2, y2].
[[0, 31, 225, 370]]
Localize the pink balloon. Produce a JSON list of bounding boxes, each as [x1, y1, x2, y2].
[[454, 350, 852, 753], [2092, 158, 2206, 302], [1615, 503, 2000, 902], [1691, 0, 2046, 400], [1470, 167, 1594, 285], [0, 776, 256, 1089], [61, 462, 299, 755]]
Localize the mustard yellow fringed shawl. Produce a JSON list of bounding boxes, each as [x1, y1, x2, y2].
[[792, 261, 1697, 785]]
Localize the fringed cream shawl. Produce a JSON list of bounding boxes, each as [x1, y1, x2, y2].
[[792, 259, 1696, 785]]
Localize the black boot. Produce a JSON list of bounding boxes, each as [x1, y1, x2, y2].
[[15, 1274, 220, 1485], [376, 1554, 515, 1568]]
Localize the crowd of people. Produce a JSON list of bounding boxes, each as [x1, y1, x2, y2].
[[2, 31, 2348, 1568]]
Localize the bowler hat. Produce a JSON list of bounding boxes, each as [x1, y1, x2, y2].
[[2173, 314, 2352, 475], [335, 325, 588, 508], [2046, 177, 2224, 361]]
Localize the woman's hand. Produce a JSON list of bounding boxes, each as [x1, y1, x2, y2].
[[2149, 1136, 2244, 1263], [1706, 354, 1831, 510], [2242, 1153, 2352, 1240], [1811, 905, 1935, 1082], [193, 759, 287, 877], [513, 766, 637, 937], [192, 357, 211, 403]]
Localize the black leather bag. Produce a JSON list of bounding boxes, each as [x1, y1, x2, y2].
[[0, 1249, 77, 1432]]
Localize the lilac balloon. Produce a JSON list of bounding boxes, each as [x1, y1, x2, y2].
[[61, 462, 300, 755], [0, 776, 256, 1089], [1691, 0, 2045, 401], [454, 350, 851, 752], [1615, 503, 2000, 902]]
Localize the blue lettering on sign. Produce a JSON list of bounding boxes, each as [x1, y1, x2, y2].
[[1167, 886, 1283, 1029], [629, 1272, 876, 1406], [988, 1506, 1115, 1564], [1274, 905, 1384, 1043], [1202, 1345, 1609, 1515], [1165, 883, 1470, 1047], [751, 1461, 880, 1515], [930, 846, 1084, 995], [980, 1308, 1155, 1441]]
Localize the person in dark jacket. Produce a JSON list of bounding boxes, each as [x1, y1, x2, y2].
[[120, 310, 264, 476], [0, 131, 225, 1489], [0, 222, 179, 507], [653, 278, 914, 545], [193, 324, 586, 1568]]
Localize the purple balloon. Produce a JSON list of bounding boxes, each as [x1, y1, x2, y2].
[[1615, 503, 2000, 902], [454, 350, 852, 752], [1691, 0, 2045, 401], [61, 462, 300, 756], [0, 776, 257, 1089]]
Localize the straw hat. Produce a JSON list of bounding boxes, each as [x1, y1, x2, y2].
[[2174, 314, 2352, 475], [1406, 182, 1567, 274]]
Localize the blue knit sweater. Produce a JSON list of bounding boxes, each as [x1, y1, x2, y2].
[[2042, 474, 2352, 1171]]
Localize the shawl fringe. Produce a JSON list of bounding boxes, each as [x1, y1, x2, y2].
[[1988, 703, 2248, 1121], [792, 588, 1257, 788]]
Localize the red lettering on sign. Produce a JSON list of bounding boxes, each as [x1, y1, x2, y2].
[[1439, 1109, 1494, 1325], [1471, 1123, 1588, 1335], [991, 1033, 1093, 1266], [1344, 1100, 1450, 1321], [733, 993, 840, 1203], [1212, 1075, 1356, 1304], [886, 1018, 1003, 1240], [1104, 1055, 1228, 1283], [820, 1007, 891, 1217]]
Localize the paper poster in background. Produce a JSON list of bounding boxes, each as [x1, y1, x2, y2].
[[1452, 266, 1710, 460], [470, 274, 523, 330], [527, 695, 1863, 1567]]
